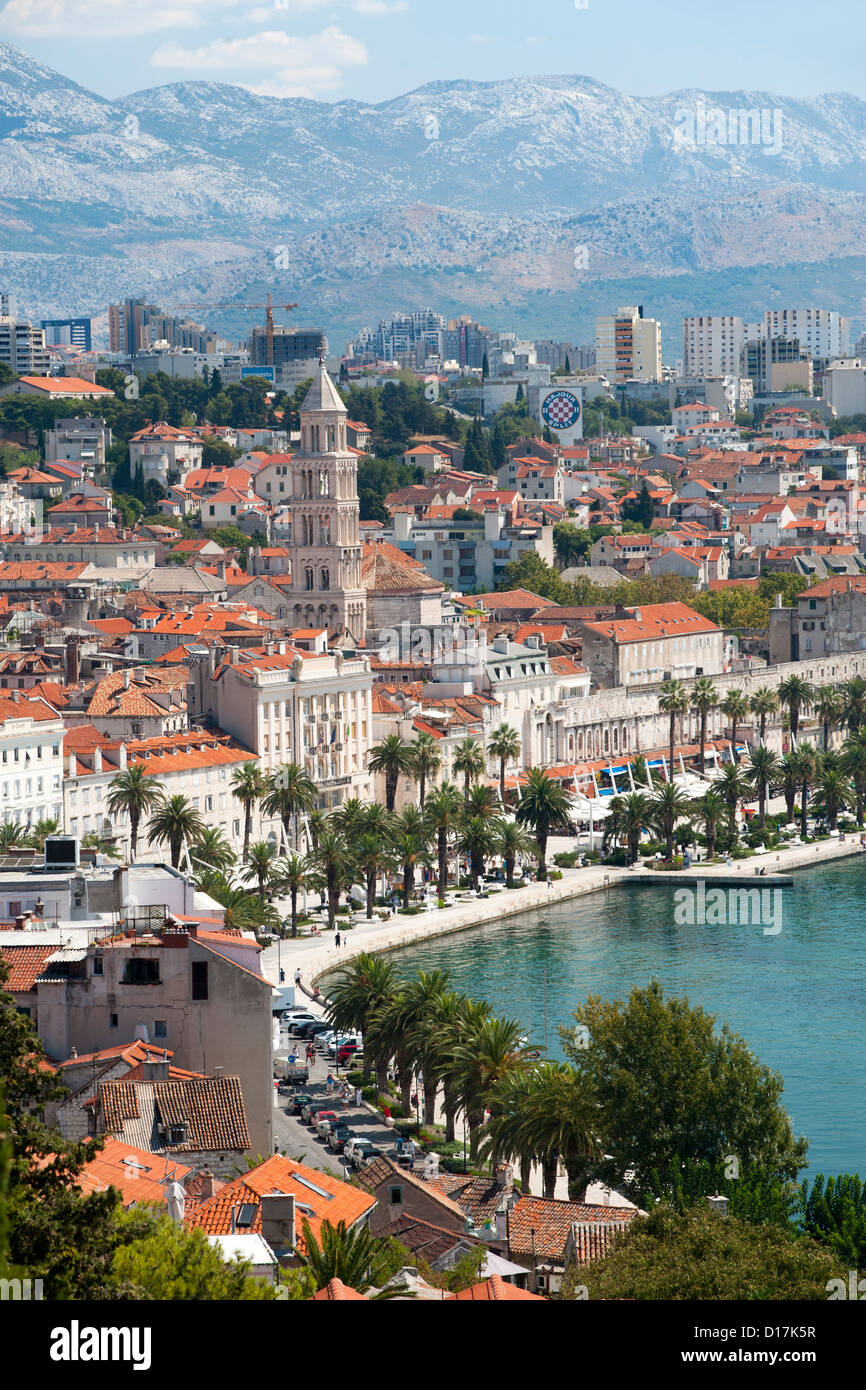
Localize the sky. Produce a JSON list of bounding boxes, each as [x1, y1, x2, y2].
[[3, 0, 866, 104]]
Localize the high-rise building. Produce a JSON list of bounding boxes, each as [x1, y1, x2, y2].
[[442, 316, 490, 369], [41, 318, 92, 351], [248, 325, 326, 383], [108, 299, 215, 355], [352, 309, 446, 365], [285, 364, 366, 640], [762, 308, 850, 363], [682, 315, 746, 377], [595, 305, 662, 382], [0, 294, 16, 318], [0, 315, 49, 376]]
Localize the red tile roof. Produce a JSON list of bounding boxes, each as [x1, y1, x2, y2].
[[582, 601, 720, 644], [76, 1136, 191, 1206], [310, 1278, 369, 1301], [0, 942, 60, 992], [448, 1275, 544, 1301]]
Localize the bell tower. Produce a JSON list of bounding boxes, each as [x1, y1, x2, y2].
[[287, 363, 366, 640]]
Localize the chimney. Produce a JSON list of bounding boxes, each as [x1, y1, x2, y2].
[[65, 634, 80, 685], [93, 745, 102, 773], [196, 1167, 216, 1200], [260, 1193, 296, 1252], [705, 1192, 729, 1216], [119, 742, 127, 769], [123, 669, 131, 689], [495, 1163, 514, 1198], [141, 1056, 171, 1082]]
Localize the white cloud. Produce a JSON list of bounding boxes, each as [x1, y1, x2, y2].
[[467, 33, 487, 43], [151, 26, 368, 99], [0, 0, 242, 36]]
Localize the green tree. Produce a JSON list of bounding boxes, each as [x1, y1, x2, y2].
[[452, 1014, 534, 1153], [105, 765, 164, 860], [745, 745, 780, 829], [147, 794, 207, 869], [841, 675, 866, 735], [423, 781, 463, 896], [690, 789, 726, 859], [368, 734, 415, 813], [712, 761, 752, 832], [242, 840, 277, 901], [261, 763, 317, 852], [298, 1217, 406, 1299], [813, 685, 841, 752], [231, 762, 265, 861], [307, 826, 356, 930], [112, 1210, 282, 1299], [411, 731, 442, 810], [453, 736, 486, 798], [273, 852, 308, 936], [514, 768, 571, 879], [457, 814, 498, 891], [394, 830, 431, 908], [841, 731, 866, 825], [621, 479, 654, 528], [750, 686, 778, 744], [791, 740, 819, 839], [799, 1174, 866, 1268], [328, 952, 398, 1085], [658, 680, 690, 784], [720, 688, 749, 760], [812, 763, 853, 831], [190, 827, 236, 876], [778, 673, 815, 743], [690, 677, 718, 774], [577, 1204, 841, 1301], [496, 818, 536, 888], [487, 723, 522, 806], [354, 831, 395, 919], [620, 791, 651, 863], [561, 981, 808, 1203], [650, 782, 692, 861]]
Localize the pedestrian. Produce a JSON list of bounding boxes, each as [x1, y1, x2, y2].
[[406, 1137, 416, 1173], [279, 967, 285, 983], [354, 1086, 362, 1107], [335, 931, 341, 947], [327, 1071, 334, 1095], [546, 875, 552, 890], [289, 1048, 298, 1066], [294, 967, 301, 985]]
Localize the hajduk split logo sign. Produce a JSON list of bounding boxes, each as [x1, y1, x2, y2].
[[540, 387, 583, 443]]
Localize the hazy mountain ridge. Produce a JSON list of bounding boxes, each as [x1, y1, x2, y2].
[[1, 43, 864, 346]]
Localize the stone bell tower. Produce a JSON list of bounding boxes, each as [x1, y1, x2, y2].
[[286, 363, 366, 640]]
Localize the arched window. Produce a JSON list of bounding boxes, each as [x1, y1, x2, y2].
[[604, 728, 610, 752], [304, 567, 314, 591], [623, 725, 629, 750], [319, 515, 330, 545], [613, 727, 619, 752], [321, 568, 329, 591], [577, 732, 583, 757]]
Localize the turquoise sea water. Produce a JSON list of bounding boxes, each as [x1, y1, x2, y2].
[[393, 860, 866, 1177]]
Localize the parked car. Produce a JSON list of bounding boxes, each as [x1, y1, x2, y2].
[[301, 1099, 332, 1123], [315, 1112, 342, 1140], [296, 1021, 330, 1040], [337, 1041, 362, 1065], [327, 1125, 354, 1153], [287, 1015, 318, 1035], [326, 1032, 361, 1056], [281, 1064, 309, 1087], [281, 1007, 311, 1021], [288, 1092, 314, 1115], [350, 1141, 380, 1170]]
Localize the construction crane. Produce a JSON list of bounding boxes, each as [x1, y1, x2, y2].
[[176, 293, 299, 366]]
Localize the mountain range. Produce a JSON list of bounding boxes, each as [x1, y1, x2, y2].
[[1, 42, 865, 352]]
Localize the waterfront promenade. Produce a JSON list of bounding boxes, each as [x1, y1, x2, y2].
[[261, 831, 866, 996]]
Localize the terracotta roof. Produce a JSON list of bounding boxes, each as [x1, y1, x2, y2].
[[354, 1156, 467, 1223], [0, 942, 60, 992], [508, 1196, 635, 1261], [186, 1154, 376, 1251], [0, 561, 91, 582], [447, 1275, 544, 1301], [582, 601, 720, 644], [310, 1279, 369, 1301], [13, 376, 112, 395], [76, 1136, 192, 1206]]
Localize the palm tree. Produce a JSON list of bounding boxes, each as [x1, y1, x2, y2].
[[394, 830, 430, 908], [650, 782, 691, 861], [493, 1062, 599, 1201], [261, 763, 317, 852], [273, 852, 307, 936], [778, 674, 815, 744], [332, 797, 368, 843], [514, 768, 571, 879], [309, 825, 356, 930], [464, 782, 498, 820], [842, 733, 866, 826], [750, 686, 778, 745], [230, 762, 265, 861], [712, 762, 751, 833], [146, 794, 206, 869], [658, 679, 690, 783], [745, 745, 780, 829], [401, 969, 452, 1124], [366, 987, 415, 1115], [487, 723, 522, 806], [395, 804, 426, 839], [496, 819, 536, 888], [620, 792, 651, 864], [353, 832, 394, 919], [411, 731, 442, 810], [361, 803, 393, 839], [791, 742, 819, 839], [691, 677, 718, 774], [306, 808, 326, 852], [720, 689, 749, 760], [190, 826, 236, 876], [779, 752, 800, 824], [458, 815, 498, 891], [298, 1218, 404, 1300], [193, 872, 279, 932], [328, 951, 398, 1086], [80, 830, 121, 859], [368, 734, 415, 813], [426, 993, 490, 1143], [478, 1067, 545, 1194], [105, 765, 164, 861], [602, 795, 626, 853], [25, 818, 61, 850], [451, 1014, 534, 1154], [813, 685, 841, 752], [842, 675, 866, 735], [0, 821, 27, 854], [242, 840, 276, 902], [423, 781, 463, 897], [691, 789, 726, 860], [453, 736, 485, 798], [812, 764, 853, 831]]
